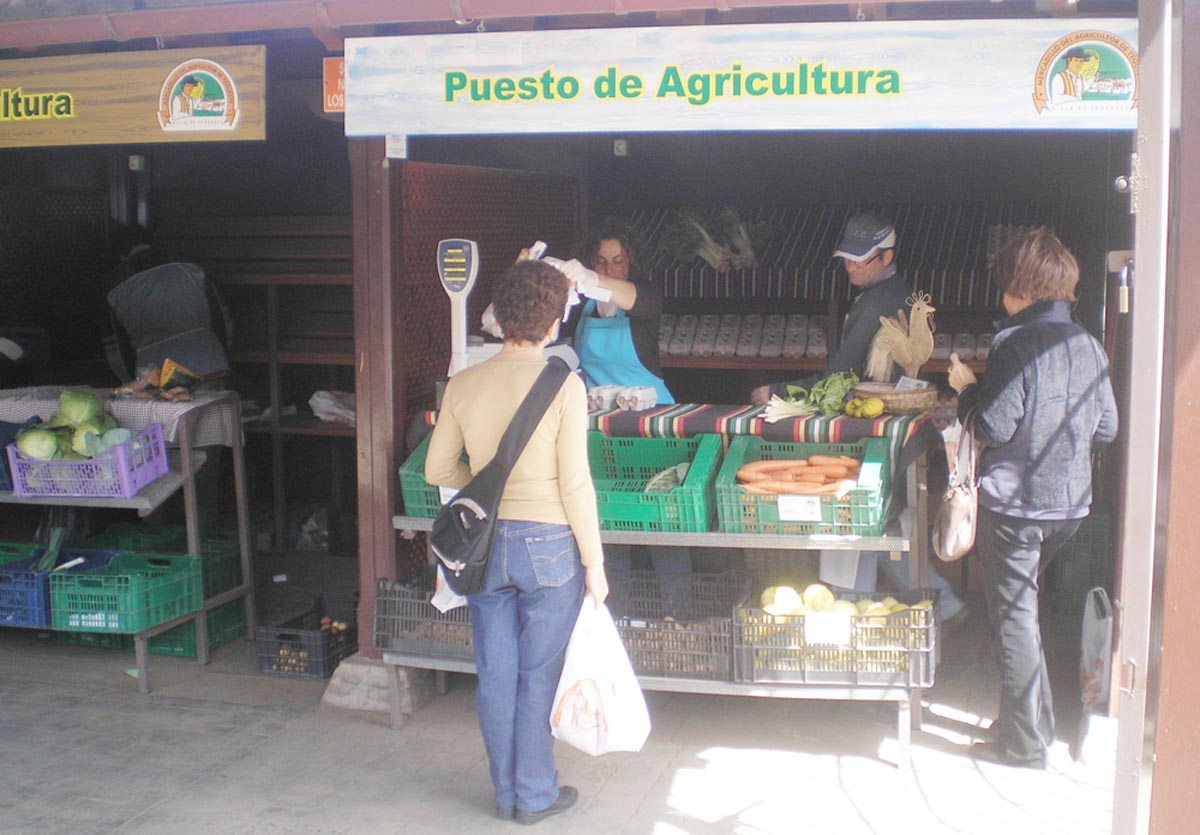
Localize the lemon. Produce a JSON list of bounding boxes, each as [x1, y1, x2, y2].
[[860, 397, 885, 418], [832, 599, 859, 615], [855, 598, 876, 614], [762, 585, 802, 611], [881, 596, 899, 609]]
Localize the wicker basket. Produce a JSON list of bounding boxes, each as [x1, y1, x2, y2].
[[854, 382, 937, 415]]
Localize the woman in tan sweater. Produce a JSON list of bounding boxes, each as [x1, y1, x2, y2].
[[425, 259, 608, 826]]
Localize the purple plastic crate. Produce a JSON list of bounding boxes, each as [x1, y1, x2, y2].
[[5, 423, 168, 499], [0, 547, 118, 629]]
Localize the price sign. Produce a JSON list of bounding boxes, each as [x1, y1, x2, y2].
[[802, 611, 853, 646], [777, 494, 823, 522]]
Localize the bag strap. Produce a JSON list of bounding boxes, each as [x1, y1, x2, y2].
[[488, 356, 572, 475], [955, 411, 978, 484]]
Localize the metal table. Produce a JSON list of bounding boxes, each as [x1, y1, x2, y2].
[[387, 452, 933, 769], [0, 387, 256, 693]]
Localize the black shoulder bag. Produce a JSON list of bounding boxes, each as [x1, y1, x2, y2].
[[430, 357, 572, 596]]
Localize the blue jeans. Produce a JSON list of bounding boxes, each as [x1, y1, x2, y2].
[[468, 520, 585, 814]]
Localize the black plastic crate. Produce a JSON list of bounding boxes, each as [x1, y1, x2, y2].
[[256, 594, 358, 679], [733, 587, 939, 687], [611, 569, 748, 682], [374, 575, 473, 661]]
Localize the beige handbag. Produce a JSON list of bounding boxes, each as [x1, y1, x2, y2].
[[932, 414, 979, 562]]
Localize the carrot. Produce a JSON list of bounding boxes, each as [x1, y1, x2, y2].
[[741, 480, 832, 495], [736, 459, 809, 482], [805, 464, 850, 479]]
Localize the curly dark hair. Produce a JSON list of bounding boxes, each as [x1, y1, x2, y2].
[[575, 218, 647, 283], [491, 260, 570, 344]]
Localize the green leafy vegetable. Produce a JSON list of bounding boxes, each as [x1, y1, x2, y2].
[[16, 427, 59, 461], [775, 372, 859, 419], [58, 389, 104, 427]]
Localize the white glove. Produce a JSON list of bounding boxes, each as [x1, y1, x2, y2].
[[481, 303, 504, 338], [543, 257, 611, 302]]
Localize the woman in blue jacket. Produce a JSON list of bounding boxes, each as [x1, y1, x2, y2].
[[949, 228, 1118, 769]]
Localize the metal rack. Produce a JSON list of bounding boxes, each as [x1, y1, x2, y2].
[[0, 390, 257, 694], [388, 454, 932, 768]]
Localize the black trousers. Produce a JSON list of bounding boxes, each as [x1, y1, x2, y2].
[[976, 508, 1081, 764]]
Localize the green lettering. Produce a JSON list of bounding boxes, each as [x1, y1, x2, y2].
[[875, 70, 901, 94], [518, 77, 539, 100], [656, 66, 686, 99], [494, 77, 515, 101], [686, 72, 711, 106], [746, 72, 768, 96], [444, 71, 467, 103]]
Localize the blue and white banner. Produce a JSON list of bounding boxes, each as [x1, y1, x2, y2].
[[345, 19, 1138, 139]]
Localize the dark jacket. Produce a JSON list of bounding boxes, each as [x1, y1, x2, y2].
[[958, 300, 1118, 520], [769, 266, 911, 397]]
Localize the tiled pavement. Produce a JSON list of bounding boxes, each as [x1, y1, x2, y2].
[[0, 590, 1116, 835]]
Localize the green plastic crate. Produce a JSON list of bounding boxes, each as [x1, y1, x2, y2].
[[149, 598, 247, 657], [49, 552, 203, 634], [397, 435, 442, 518], [54, 630, 131, 650], [588, 433, 722, 532], [83, 522, 187, 553], [714, 437, 891, 536], [0, 541, 43, 566]]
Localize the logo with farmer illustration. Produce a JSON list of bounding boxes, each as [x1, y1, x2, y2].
[[1033, 31, 1138, 114], [158, 59, 240, 131]]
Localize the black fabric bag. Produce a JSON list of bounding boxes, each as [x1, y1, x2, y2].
[[429, 357, 571, 596]]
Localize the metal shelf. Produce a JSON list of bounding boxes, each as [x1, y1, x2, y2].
[[391, 507, 915, 553]]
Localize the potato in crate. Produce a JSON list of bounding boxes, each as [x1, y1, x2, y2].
[[588, 432, 722, 532], [49, 552, 202, 634], [715, 437, 891, 536], [733, 584, 939, 687], [374, 573, 473, 661], [610, 568, 748, 681], [256, 594, 358, 678]]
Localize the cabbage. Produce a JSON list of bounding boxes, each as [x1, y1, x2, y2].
[[84, 427, 133, 458], [16, 427, 59, 461], [58, 389, 104, 427]]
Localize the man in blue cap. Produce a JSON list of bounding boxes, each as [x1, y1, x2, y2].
[[750, 211, 910, 405]]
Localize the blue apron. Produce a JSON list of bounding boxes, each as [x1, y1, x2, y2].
[[575, 300, 674, 405]]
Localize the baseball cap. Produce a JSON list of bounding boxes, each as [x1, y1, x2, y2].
[[834, 213, 896, 262]]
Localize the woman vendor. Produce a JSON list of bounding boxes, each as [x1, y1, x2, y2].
[[568, 220, 674, 406]]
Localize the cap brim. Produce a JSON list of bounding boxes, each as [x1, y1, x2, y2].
[[834, 247, 878, 263]]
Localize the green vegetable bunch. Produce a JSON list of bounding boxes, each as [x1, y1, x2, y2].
[[657, 207, 776, 272], [784, 371, 860, 419], [14, 389, 127, 462]]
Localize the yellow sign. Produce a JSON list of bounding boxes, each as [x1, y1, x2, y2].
[[0, 45, 265, 148]]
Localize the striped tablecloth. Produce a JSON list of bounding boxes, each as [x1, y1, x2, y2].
[[0, 387, 240, 448], [418, 403, 936, 476]]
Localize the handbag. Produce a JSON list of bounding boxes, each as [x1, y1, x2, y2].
[[429, 357, 571, 596], [932, 412, 979, 562]]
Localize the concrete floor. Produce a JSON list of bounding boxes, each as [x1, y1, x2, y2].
[[0, 577, 1117, 835]]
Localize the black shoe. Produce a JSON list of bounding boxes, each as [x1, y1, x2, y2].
[[969, 741, 1046, 770], [496, 806, 516, 821], [516, 786, 578, 826]]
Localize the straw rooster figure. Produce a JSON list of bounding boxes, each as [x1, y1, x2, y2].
[[864, 292, 937, 381]]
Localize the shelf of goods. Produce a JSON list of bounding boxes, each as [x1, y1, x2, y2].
[[0, 388, 256, 693], [388, 404, 940, 768], [157, 215, 356, 552]]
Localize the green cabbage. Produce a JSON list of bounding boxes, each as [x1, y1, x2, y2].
[[58, 389, 104, 427], [16, 427, 59, 461]]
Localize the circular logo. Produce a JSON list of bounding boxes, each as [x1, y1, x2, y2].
[[1033, 31, 1138, 114], [158, 59, 239, 131]]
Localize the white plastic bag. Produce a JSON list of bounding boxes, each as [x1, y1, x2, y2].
[[308, 390, 356, 427], [550, 600, 651, 756], [1080, 586, 1113, 714]]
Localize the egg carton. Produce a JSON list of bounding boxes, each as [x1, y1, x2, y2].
[[804, 330, 828, 359], [735, 314, 764, 357], [658, 314, 677, 355], [975, 333, 993, 360], [691, 314, 722, 357], [713, 314, 742, 358], [667, 314, 698, 356], [757, 315, 787, 358], [952, 333, 977, 361]]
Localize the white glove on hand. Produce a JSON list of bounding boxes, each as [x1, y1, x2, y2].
[[481, 303, 504, 338], [543, 257, 611, 302]]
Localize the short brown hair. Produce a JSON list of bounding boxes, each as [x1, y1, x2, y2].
[[491, 260, 569, 344], [992, 227, 1079, 303], [576, 218, 646, 283]]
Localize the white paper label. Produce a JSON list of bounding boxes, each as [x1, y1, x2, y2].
[[803, 612, 853, 646], [893, 376, 931, 392], [777, 494, 823, 522], [438, 486, 458, 505]]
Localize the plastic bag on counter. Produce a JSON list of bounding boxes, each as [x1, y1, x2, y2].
[[309, 390, 356, 427]]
